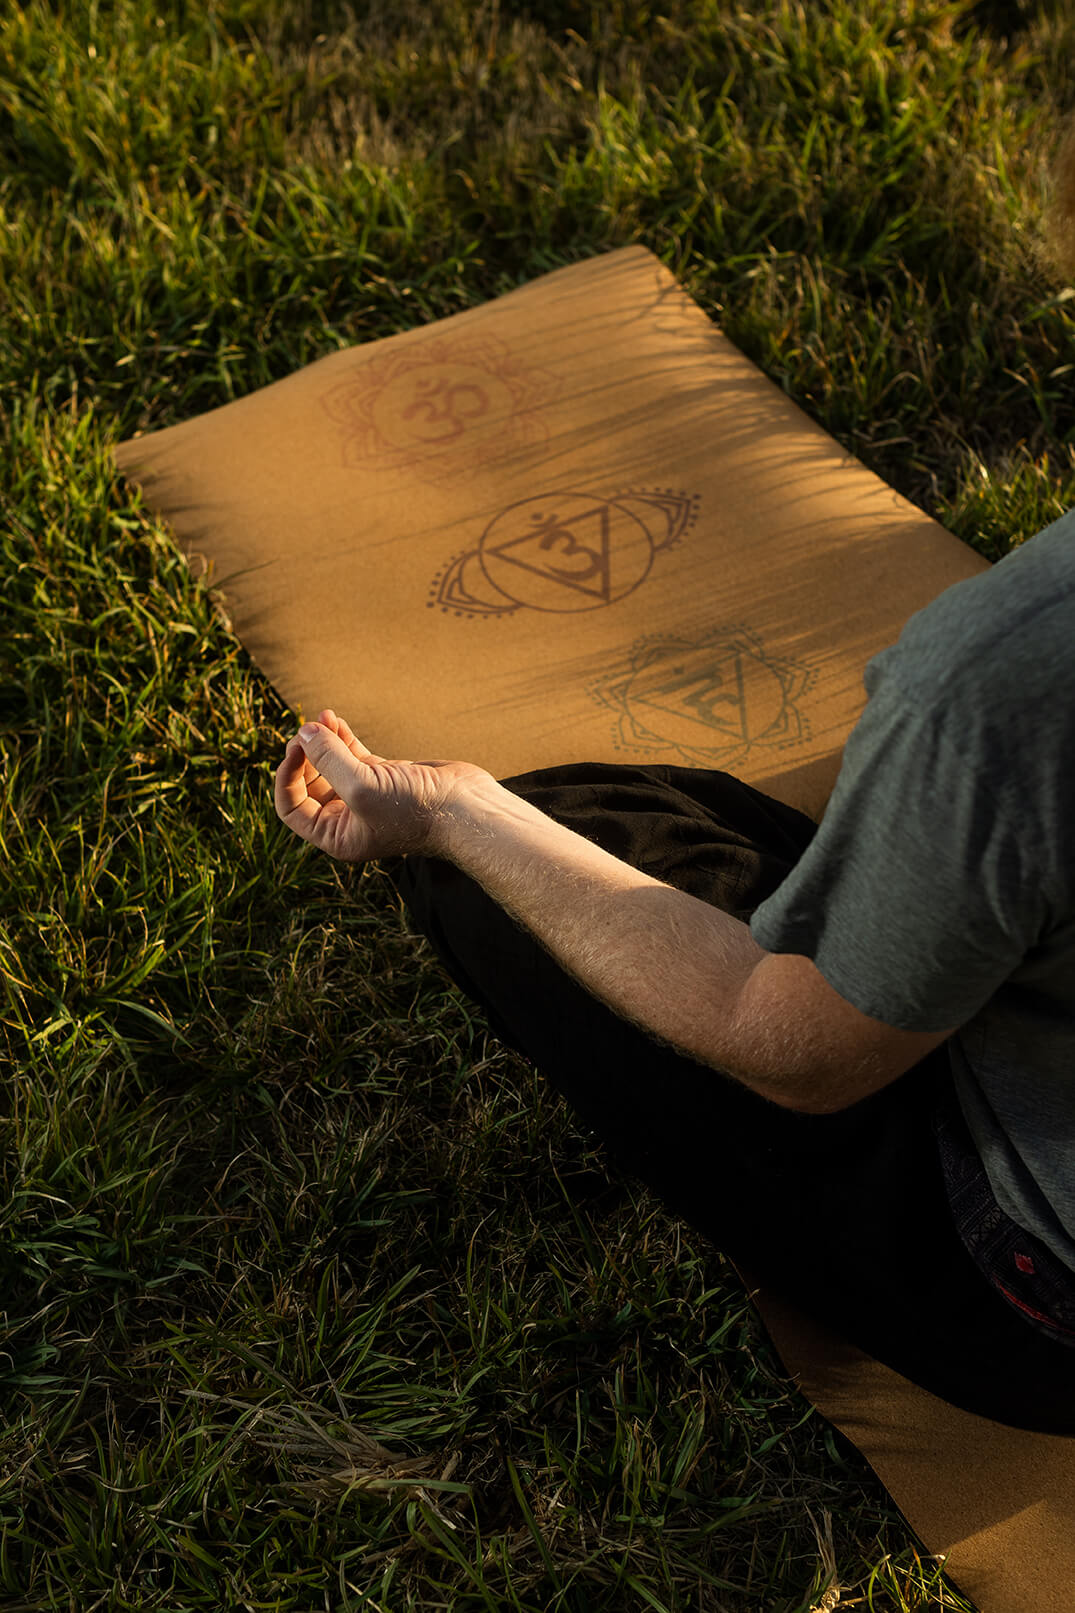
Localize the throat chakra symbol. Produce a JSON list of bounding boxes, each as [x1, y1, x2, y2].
[[589, 628, 816, 768], [429, 486, 700, 617]]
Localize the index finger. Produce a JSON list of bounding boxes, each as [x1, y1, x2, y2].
[[274, 739, 311, 821], [333, 712, 373, 759]]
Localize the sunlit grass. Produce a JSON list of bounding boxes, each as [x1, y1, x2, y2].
[[3, 0, 1073, 1605]]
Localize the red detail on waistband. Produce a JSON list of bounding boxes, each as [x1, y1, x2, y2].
[[1014, 1252, 1036, 1275], [992, 1277, 1075, 1338]]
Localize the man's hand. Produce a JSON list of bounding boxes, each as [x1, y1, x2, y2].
[[272, 709, 956, 1110], [273, 707, 492, 863]]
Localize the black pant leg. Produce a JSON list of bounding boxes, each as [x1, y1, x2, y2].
[[391, 763, 1075, 1434]]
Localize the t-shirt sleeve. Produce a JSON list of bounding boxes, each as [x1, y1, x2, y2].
[[749, 669, 1047, 1033]]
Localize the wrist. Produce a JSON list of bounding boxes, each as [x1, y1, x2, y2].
[[426, 773, 536, 863]]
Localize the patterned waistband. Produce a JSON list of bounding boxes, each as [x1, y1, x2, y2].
[[933, 1088, 1075, 1346]]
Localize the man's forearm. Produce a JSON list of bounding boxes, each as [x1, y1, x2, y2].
[[281, 715, 949, 1115], [431, 773, 772, 1090]]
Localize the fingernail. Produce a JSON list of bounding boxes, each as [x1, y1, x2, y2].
[[298, 723, 317, 740]]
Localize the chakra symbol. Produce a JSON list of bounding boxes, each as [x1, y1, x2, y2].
[[375, 364, 495, 446], [430, 487, 701, 617], [319, 332, 559, 485], [589, 628, 816, 767]]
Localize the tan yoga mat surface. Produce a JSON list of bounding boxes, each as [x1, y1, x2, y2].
[[113, 243, 988, 823], [113, 244, 1072, 1611], [749, 1276, 1075, 1613]]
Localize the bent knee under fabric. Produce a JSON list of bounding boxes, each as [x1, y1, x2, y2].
[[390, 762, 1075, 1434]]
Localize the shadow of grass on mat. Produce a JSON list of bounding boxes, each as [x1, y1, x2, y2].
[[3, 0, 1073, 1606]]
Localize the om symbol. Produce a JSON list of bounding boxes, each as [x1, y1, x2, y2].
[[398, 370, 490, 442], [535, 515, 603, 582], [478, 491, 655, 612]]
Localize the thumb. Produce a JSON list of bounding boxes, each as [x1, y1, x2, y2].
[[297, 722, 365, 798]]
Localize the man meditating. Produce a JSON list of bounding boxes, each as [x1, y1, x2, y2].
[[274, 504, 1075, 1437]]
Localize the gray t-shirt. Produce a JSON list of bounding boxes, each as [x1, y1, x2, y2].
[[750, 505, 1075, 1275]]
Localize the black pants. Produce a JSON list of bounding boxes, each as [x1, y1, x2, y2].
[[392, 762, 1075, 1435]]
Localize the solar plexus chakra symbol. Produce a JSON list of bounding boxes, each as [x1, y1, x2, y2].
[[430, 487, 701, 617], [590, 628, 816, 768], [319, 333, 559, 484]]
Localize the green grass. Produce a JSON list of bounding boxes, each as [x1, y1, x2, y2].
[[2, 0, 1074, 1606]]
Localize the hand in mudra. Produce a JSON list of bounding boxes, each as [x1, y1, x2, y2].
[[273, 708, 492, 863]]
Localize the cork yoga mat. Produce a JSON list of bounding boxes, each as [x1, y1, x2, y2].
[[113, 244, 1072, 1611], [749, 1279, 1075, 1613], [112, 243, 987, 822]]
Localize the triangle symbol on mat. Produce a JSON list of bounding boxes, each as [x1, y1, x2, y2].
[[488, 504, 613, 601], [632, 650, 749, 743]]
